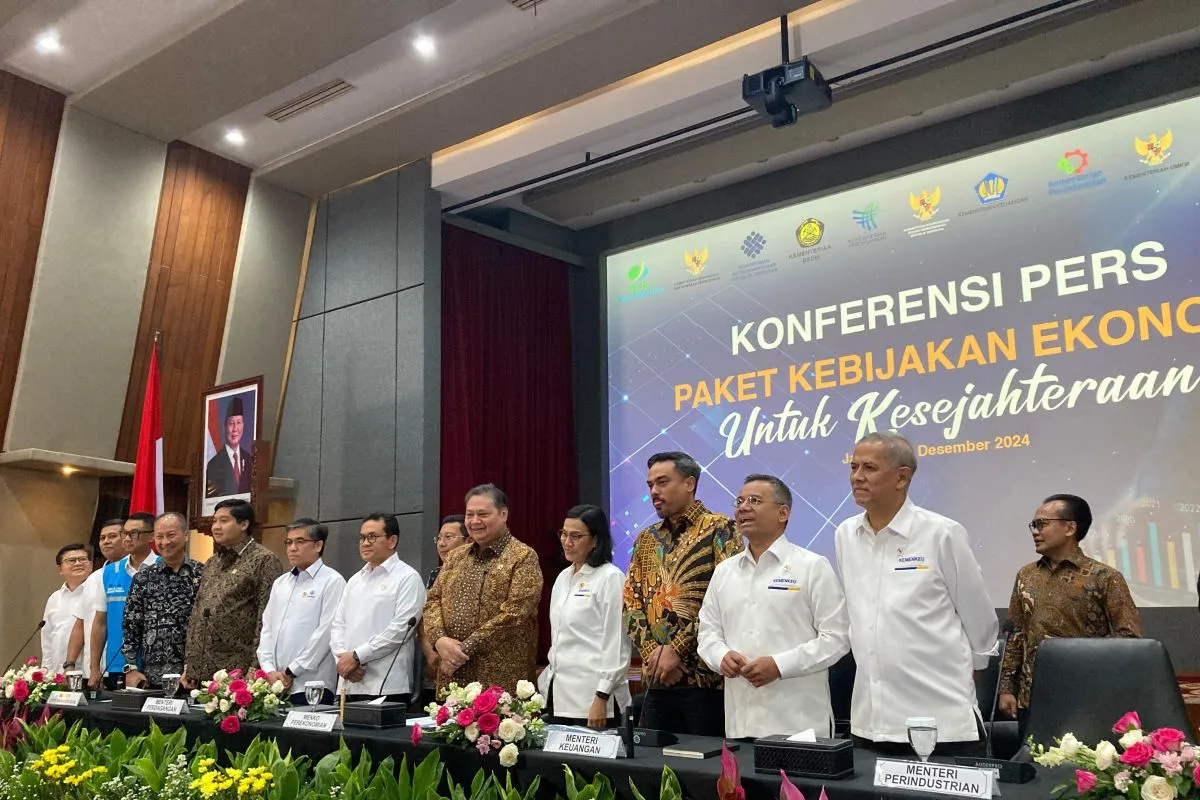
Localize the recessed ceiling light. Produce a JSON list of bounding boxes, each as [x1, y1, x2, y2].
[[224, 129, 246, 146], [61, 465, 77, 476], [35, 31, 61, 55], [413, 35, 436, 58]]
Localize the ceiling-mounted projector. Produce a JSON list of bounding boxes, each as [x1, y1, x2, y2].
[[742, 58, 832, 128]]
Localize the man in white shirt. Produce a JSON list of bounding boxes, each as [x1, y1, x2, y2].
[[835, 432, 998, 757], [257, 518, 346, 705], [699, 474, 850, 739], [330, 513, 426, 703], [41, 544, 92, 673], [87, 513, 160, 690], [65, 520, 125, 680]]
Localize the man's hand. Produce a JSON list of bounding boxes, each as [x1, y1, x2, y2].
[[125, 670, 148, 689], [347, 666, 365, 683], [180, 669, 196, 690], [651, 644, 683, 684], [87, 674, 101, 691], [336, 651, 359, 677], [719, 650, 748, 678], [587, 697, 609, 729], [661, 665, 686, 687], [435, 637, 469, 671], [739, 656, 781, 688], [998, 693, 1018, 718]]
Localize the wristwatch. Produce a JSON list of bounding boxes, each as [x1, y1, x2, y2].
[[595, 690, 611, 701], [123, 664, 137, 673], [351, 651, 361, 665], [284, 667, 296, 679]]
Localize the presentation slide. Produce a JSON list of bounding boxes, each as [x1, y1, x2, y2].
[[606, 93, 1200, 607]]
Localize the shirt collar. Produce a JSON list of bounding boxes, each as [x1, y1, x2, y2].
[[226, 443, 240, 461], [471, 530, 513, 558], [1038, 551, 1083, 571], [217, 537, 257, 560], [854, 496, 915, 538], [659, 499, 709, 537], [293, 557, 325, 578], [573, 562, 597, 577], [366, 553, 400, 574], [736, 533, 790, 567]]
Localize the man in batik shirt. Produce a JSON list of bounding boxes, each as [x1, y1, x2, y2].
[[625, 451, 741, 736]]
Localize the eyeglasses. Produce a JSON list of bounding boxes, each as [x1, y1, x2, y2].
[[358, 533, 393, 545], [434, 534, 465, 544], [61, 556, 90, 566], [558, 530, 594, 544], [733, 496, 773, 509], [1028, 518, 1071, 532], [120, 529, 151, 539], [464, 511, 494, 520], [284, 537, 316, 547]]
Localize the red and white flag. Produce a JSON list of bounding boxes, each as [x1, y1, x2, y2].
[[130, 342, 164, 515]]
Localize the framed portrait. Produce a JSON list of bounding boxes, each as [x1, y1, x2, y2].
[[195, 376, 263, 521]]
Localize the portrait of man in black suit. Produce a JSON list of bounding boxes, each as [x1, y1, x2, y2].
[[205, 395, 252, 498]]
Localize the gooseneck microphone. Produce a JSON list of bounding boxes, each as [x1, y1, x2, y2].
[[376, 617, 419, 698], [3, 620, 46, 673], [986, 619, 1016, 760]]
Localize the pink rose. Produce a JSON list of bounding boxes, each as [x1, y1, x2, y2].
[[1113, 711, 1142, 734], [435, 706, 450, 725], [455, 708, 475, 727], [1157, 753, 1184, 776], [487, 685, 504, 695], [228, 669, 243, 680], [207, 681, 219, 694], [1120, 741, 1154, 769], [472, 692, 499, 714], [220, 715, 240, 734], [254, 669, 268, 681], [53, 674, 64, 685], [1182, 745, 1196, 764], [234, 690, 253, 706], [477, 712, 500, 735], [30, 671, 45, 683], [24, 657, 36, 666], [237, 708, 248, 720], [476, 735, 492, 755], [1192, 762, 1200, 785], [411, 724, 423, 746], [1075, 770, 1097, 794], [1151, 728, 1188, 753], [228, 679, 248, 693], [12, 680, 28, 703]]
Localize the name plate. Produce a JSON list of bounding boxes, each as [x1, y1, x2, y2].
[[47, 691, 85, 707], [874, 759, 993, 799], [544, 731, 622, 760], [142, 698, 186, 715], [283, 711, 342, 732]]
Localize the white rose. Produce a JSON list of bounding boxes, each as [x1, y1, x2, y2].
[[1120, 729, 1145, 749], [1095, 740, 1118, 771], [271, 680, 285, 694], [205, 700, 218, 714], [516, 680, 535, 700], [4, 685, 13, 699], [498, 744, 519, 768], [1059, 733, 1081, 758], [1142, 776, 1178, 800], [464, 723, 481, 742], [219, 699, 231, 713], [497, 718, 520, 743], [465, 682, 482, 702], [213, 670, 229, 683], [528, 693, 545, 711], [190, 689, 200, 699], [1035, 747, 1065, 767], [512, 724, 526, 742]]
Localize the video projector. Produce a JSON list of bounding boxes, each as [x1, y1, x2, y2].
[[742, 58, 832, 128]]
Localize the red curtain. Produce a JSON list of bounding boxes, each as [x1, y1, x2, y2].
[[440, 224, 577, 661]]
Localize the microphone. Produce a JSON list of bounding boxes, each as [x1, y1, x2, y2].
[[3, 620, 46, 673], [986, 619, 1015, 759], [632, 643, 678, 748], [375, 617, 419, 699]]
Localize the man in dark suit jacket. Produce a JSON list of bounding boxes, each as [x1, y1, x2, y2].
[[206, 396, 252, 497]]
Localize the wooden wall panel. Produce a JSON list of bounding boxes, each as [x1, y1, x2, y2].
[[116, 141, 251, 473], [0, 72, 65, 442]]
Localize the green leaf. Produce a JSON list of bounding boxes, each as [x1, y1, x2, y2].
[[628, 777, 650, 800]]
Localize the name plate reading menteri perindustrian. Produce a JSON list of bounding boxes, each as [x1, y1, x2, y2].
[[873, 759, 994, 799]]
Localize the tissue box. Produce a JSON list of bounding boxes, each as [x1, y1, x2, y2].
[[110, 689, 164, 711], [342, 700, 407, 728], [753, 736, 855, 780]]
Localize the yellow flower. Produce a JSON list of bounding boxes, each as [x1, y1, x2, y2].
[[253, 778, 267, 792]]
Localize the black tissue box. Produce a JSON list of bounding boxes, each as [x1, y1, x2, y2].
[[754, 736, 855, 780], [342, 700, 407, 728], [111, 689, 164, 711]]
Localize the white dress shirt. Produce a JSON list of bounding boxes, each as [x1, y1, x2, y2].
[[75, 569, 114, 678], [41, 582, 88, 674], [537, 562, 632, 720], [257, 558, 346, 693], [834, 498, 999, 743], [698, 536, 850, 739], [330, 554, 426, 696]]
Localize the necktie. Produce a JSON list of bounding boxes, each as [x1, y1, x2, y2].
[[233, 452, 241, 485]]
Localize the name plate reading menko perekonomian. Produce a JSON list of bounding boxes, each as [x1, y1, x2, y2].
[[141, 698, 186, 715], [544, 731, 622, 759], [874, 759, 993, 799], [46, 691, 85, 707], [283, 711, 341, 732]]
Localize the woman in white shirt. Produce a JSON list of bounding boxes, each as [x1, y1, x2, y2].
[[538, 505, 632, 729]]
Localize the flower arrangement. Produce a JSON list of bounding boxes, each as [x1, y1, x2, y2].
[[422, 680, 547, 766], [717, 743, 829, 800], [1033, 710, 1200, 799], [190, 668, 289, 734], [1, 658, 65, 706], [190, 758, 274, 800]]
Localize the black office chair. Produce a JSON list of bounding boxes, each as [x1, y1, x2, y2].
[[1025, 638, 1190, 748], [974, 648, 1021, 759]]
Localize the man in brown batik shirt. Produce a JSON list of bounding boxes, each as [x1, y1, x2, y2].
[[422, 484, 542, 698], [183, 499, 283, 686], [998, 493, 1141, 731]]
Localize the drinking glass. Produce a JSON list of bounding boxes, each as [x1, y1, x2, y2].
[[906, 717, 938, 762], [304, 681, 325, 710], [161, 673, 181, 698], [65, 671, 84, 692]]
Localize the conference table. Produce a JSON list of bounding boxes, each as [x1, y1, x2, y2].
[[54, 702, 1064, 800]]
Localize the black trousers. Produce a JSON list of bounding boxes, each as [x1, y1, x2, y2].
[[639, 686, 724, 737], [853, 735, 986, 758], [289, 689, 335, 707], [344, 693, 411, 705]]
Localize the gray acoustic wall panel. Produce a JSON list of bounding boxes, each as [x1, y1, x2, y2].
[[319, 295, 397, 520], [325, 170, 398, 311], [300, 200, 327, 318], [396, 160, 431, 291], [394, 510, 424, 576], [322, 519, 365, 583], [274, 316, 324, 518], [394, 287, 425, 515]]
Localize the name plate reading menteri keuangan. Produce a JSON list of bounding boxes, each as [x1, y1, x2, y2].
[[141, 698, 187, 716], [283, 711, 341, 732], [543, 731, 622, 759], [874, 759, 993, 799]]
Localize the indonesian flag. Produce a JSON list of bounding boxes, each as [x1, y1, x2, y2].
[[130, 343, 164, 515]]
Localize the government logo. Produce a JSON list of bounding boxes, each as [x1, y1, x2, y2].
[[1135, 130, 1173, 166], [796, 219, 825, 247], [683, 247, 708, 276], [626, 262, 648, 286], [974, 173, 1008, 204], [1056, 149, 1088, 175], [852, 203, 880, 231], [909, 187, 941, 222], [741, 231, 767, 259]]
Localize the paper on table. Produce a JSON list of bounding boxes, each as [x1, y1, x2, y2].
[[368, 696, 388, 706], [786, 729, 817, 742], [409, 716, 437, 728]]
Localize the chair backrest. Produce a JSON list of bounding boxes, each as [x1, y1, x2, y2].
[[1025, 638, 1189, 747]]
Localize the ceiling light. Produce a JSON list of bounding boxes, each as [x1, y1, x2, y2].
[[61, 465, 77, 476], [224, 129, 246, 146], [413, 35, 436, 57], [35, 31, 61, 55]]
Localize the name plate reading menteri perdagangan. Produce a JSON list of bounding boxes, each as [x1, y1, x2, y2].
[[873, 759, 994, 799], [141, 698, 187, 716], [543, 731, 622, 759], [282, 711, 341, 732]]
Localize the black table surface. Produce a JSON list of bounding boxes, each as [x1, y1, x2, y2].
[[51, 701, 1065, 800]]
